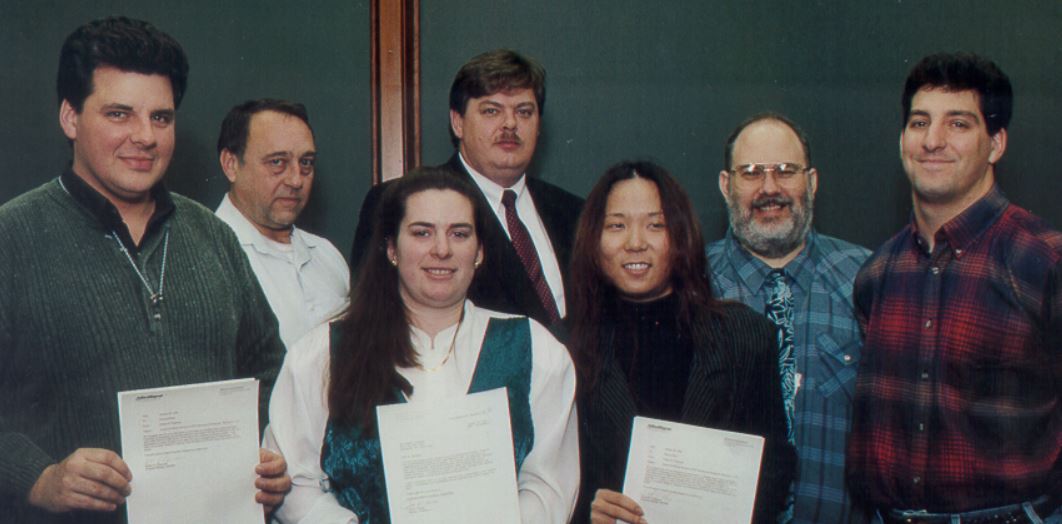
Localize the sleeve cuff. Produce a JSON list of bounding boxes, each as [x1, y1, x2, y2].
[[0, 433, 54, 500]]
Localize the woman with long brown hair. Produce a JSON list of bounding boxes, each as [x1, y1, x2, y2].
[[266, 168, 579, 523], [569, 161, 795, 524]]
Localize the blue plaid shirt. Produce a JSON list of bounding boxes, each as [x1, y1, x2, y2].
[[708, 229, 870, 524]]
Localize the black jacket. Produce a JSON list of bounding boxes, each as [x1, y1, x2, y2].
[[577, 301, 797, 523]]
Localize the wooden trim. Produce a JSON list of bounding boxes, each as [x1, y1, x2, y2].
[[370, 0, 420, 184]]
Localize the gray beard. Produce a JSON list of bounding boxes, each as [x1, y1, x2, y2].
[[728, 194, 814, 260]]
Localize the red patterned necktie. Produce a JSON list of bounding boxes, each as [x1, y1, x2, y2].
[[502, 190, 561, 324]]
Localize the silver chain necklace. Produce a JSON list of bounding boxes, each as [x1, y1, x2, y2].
[[57, 176, 170, 307], [111, 229, 169, 306]]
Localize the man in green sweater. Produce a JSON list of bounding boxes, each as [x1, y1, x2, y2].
[[0, 17, 290, 524]]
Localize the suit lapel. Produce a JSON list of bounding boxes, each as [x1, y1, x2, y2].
[[592, 326, 639, 434], [681, 311, 735, 425], [528, 178, 572, 267]]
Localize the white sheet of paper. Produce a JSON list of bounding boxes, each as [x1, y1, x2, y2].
[[117, 378, 261, 524], [377, 388, 521, 524], [622, 416, 764, 524]]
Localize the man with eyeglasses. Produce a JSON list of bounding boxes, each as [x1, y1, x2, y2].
[[707, 112, 870, 524], [847, 53, 1062, 523]]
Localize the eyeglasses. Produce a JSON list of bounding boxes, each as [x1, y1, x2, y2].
[[729, 163, 808, 185]]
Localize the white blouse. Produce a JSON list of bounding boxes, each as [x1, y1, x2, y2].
[[264, 301, 579, 523]]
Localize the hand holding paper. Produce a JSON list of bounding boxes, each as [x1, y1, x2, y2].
[[255, 448, 291, 513], [117, 378, 263, 524], [589, 488, 647, 524], [622, 417, 764, 524], [28, 448, 132, 513]]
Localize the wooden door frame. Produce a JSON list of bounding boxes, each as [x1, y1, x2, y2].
[[370, 0, 420, 183]]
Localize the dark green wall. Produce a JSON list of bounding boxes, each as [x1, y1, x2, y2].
[[0, 0, 371, 254], [421, 1, 1062, 250], [3, 2, 1060, 256]]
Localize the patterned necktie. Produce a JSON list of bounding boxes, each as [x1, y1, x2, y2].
[[765, 269, 796, 523], [502, 190, 560, 324]]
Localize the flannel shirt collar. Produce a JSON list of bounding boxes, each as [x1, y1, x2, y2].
[[911, 185, 1009, 259]]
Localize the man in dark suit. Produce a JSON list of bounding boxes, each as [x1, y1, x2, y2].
[[351, 49, 583, 328]]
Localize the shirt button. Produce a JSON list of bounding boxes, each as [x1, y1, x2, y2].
[[930, 266, 940, 275], [921, 370, 929, 379], [843, 354, 852, 363], [924, 319, 932, 328], [913, 476, 921, 484], [918, 422, 925, 431]]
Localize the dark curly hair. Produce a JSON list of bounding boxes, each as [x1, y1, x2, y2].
[[902, 52, 1012, 136], [57, 16, 189, 111]]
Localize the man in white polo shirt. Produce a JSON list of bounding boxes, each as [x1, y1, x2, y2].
[[216, 99, 349, 348]]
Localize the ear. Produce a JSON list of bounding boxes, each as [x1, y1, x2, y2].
[[475, 245, 484, 268], [450, 109, 465, 140], [386, 239, 397, 265], [806, 167, 819, 198], [718, 170, 732, 203], [988, 128, 1007, 164], [219, 149, 241, 184], [59, 99, 79, 141]]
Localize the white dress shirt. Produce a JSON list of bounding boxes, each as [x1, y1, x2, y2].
[[264, 301, 579, 523], [216, 194, 350, 348], [460, 154, 566, 317]]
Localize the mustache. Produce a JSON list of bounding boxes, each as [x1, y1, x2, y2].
[[751, 195, 793, 209], [496, 131, 522, 144]]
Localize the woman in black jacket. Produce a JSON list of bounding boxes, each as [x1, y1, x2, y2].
[[568, 161, 795, 524]]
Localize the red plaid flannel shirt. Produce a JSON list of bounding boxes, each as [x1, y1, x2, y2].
[[847, 186, 1062, 512]]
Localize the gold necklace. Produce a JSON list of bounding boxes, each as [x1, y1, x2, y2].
[[420, 308, 465, 372]]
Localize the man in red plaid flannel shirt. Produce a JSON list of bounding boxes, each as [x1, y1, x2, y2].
[[847, 52, 1061, 524]]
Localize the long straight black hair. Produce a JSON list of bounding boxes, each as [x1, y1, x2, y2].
[[567, 160, 719, 396]]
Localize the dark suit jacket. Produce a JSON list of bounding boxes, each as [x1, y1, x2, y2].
[[351, 155, 584, 328], [576, 301, 797, 524]]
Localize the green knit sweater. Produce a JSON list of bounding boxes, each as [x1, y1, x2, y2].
[[0, 178, 285, 523]]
